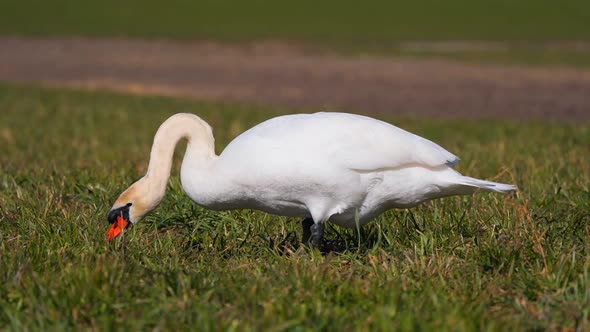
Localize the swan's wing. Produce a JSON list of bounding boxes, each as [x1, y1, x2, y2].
[[219, 112, 458, 173], [317, 113, 459, 171]]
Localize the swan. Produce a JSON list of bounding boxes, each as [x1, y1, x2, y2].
[[107, 112, 516, 247]]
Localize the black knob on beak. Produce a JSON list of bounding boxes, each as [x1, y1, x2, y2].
[[107, 203, 132, 224]]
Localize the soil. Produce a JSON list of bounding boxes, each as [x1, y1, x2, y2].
[[0, 37, 588, 121]]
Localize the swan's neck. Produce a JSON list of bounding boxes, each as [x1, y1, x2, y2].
[[144, 113, 216, 201]]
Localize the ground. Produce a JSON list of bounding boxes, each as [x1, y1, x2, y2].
[[1, 37, 589, 121]]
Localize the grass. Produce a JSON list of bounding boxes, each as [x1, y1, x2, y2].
[[3, 0, 590, 41], [0, 84, 589, 330], [2, 0, 590, 67]]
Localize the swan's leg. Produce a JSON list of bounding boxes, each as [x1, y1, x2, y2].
[[310, 221, 325, 248], [301, 218, 314, 244], [302, 218, 334, 252]]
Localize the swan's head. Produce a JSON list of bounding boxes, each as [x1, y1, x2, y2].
[[106, 178, 163, 241]]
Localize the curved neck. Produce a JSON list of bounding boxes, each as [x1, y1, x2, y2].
[[145, 113, 216, 193]]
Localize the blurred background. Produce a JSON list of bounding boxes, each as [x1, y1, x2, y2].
[[1, 1, 590, 330], [1, 0, 589, 121]]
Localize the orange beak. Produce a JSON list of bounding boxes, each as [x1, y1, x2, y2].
[[106, 215, 129, 242]]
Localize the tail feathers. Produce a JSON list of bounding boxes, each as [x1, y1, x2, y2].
[[457, 176, 517, 194]]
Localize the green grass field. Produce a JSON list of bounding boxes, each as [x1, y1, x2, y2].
[[2, 0, 590, 67], [0, 84, 588, 330]]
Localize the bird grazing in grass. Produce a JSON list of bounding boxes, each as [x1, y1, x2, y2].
[[107, 112, 516, 248]]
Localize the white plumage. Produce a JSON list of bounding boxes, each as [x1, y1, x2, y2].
[[108, 112, 516, 243]]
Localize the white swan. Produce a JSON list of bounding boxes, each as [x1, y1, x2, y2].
[[107, 112, 516, 246]]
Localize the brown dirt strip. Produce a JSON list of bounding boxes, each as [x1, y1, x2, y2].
[[0, 37, 589, 121]]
